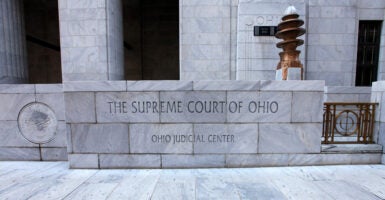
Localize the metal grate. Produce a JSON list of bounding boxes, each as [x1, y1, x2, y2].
[[322, 102, 377, 144]]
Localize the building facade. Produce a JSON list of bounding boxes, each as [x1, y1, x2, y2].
[[0, 0, 384, 85], [1, 0, 385, 165]]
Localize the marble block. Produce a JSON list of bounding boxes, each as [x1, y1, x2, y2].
[[226, 154, 290, 167], [162, 155, 225, 168], [159, 91, 226, 123], [258, 123, 322, 154], [0, 147, 40, 161], [64, 92, 96, 123], [0, 94, 35, 120], [36, 93, 66, 120], [0, 121, 37, 147], [292, 92, 323, 122], [96, 92, 160, 123], [99, 154, 161, 169], [41, 121, 67, 148], [193, 124, 258, 153], [71, 124, 129, 153], [227, 91, 292, 123], [41, 147, 68, 161], [68, 154, 99, 169], [130, 124, 193, 154]]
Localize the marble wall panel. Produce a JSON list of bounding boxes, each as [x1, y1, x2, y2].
[[96, 92, 159, 123], [194, 124, 258, 154], [0, 94, 35, 120], [130, 124, 193, 154], [71, 124, 129, 153], [258, 123, 322, 154], [41, 121, 67, 148], [161, 155, 225, 168], [99, 154, 161, 169], [41, 148, 68, 161], [159, 91, 226, 123], [0, 121, 37, 147], [36, 93, 65, 120], [227, 91, 291, 123], [226, 154, 290, 167], [64, 92, 95, 123], [68, 154, 98, 169], [292, 92, 323, 123], [0, 147, 40, 161]]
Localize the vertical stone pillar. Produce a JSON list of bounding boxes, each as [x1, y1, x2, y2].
[[371, 81, 385, 164], [59, 0, 124, 81], [0, 0, 28, 83], [180, 0, 232, 80]]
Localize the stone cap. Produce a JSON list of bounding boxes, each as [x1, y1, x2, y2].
[[63, 80, 325, 92]]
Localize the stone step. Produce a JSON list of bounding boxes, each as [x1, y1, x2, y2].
[[322, 144, 383, 154]]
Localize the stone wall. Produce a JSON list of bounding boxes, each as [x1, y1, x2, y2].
[[0, 84, 67, 161], [64, 80, 324, 168], [324, 86, 371, 103], [372, 81, 385, 164], [59, 0, 124, 81], [236, 0, 306, 81], [180, 0, 232, 80]]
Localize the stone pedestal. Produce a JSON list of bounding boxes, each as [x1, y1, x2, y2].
[[276, 68, 301, 80], [0, 0, 28, 83], [58, 0, 124, 81]]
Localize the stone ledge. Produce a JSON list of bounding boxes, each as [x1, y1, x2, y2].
[[260, 80, 325, 91], [321, 144, 383, 153], [35, 84, 63, 93], [0, 84, 35, 94], [99, 154, 161, 169], [193, 81, 260, 91], [226, 153, 382, 168], [325, 86, 371, 94], [127, 81, 193, 91], [63, 81, 126, 92]]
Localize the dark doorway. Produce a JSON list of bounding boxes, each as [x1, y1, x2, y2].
[[123, 0, 179, 80], [23, 0, 61, 83], [355, 21, 382, 86]]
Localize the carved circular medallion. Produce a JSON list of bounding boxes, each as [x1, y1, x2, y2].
[[335, 110, 358, 136], [18, 102, 58, 144]]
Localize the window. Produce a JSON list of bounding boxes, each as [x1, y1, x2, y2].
[[355, 21, 382, 86], [123, 0, 179, 80], [24, 0, 61, 83]]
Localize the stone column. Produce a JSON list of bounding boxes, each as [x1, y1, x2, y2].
[[371, 81, 385, 164], [59, 0, 124, 81], [0, 0, 28, 83]]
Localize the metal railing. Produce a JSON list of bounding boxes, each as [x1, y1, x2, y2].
[[322, 102, 377, 144]]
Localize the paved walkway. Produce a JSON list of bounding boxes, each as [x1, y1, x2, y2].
[[0, 162, 385, 200]]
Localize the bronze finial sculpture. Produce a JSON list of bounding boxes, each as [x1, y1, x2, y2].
[[275, 6, 306, 80]]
